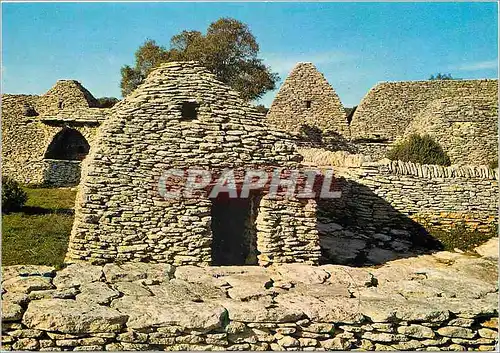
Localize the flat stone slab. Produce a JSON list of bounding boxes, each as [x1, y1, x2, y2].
[[2, 292, 29, 305], [148, 279, 226, 303], [271, 264, 330, 285], [103, 263, 174, 283], [23, 299, 128, 333], [321, 265, 375, 289], [2, 265, 55, 283], [225, 274, 274, 301], [112, 281, 152, 297], [76, 282, 120, 305], [174, 265, 230, 287], [3, 276, 54, 294], [53, 263, 103, 289], [220, 298, 304, 323], [111, 296, 226, 331], [2, 301, 24, 322], [289, 283, 351, 299], [474, 237, 499, 259], [275, 293, 364, 324]]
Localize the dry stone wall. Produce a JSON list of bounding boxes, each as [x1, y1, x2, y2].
[[330, 160, 498, 230], [2, 250, 498, 351], [38, 160, 82, 186], [266, 62, 348, 137], [299, 148, 498, 264], [2, 82, 110, 186], [350, 142, 391, 161], [67, 61, 320, 266]]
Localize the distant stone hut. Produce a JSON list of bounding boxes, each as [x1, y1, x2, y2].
[[67, 61, 321, 266], [349, 79, 498, 162], [403, 96, 498, 165], [2, 80, 111, 186], [266, 62, 348, 141]]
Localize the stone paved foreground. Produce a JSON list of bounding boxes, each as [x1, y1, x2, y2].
[[2, 240, 498, 351]]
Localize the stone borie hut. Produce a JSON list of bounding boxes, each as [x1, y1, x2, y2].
[[349, 79, 498, 162], [67, 61, 321, 266], [2, 80, 110, 186], [266, 62, 348, 140]]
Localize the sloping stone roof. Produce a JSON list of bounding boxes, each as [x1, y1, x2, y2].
[[36, 80, 99, 116], [403, 96, 498, 165], [350, 79, 498, 141], [266, 62, 348, 136]]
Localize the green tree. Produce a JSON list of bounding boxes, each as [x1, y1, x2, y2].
[[429, 73, 455, 80], [253, 104, 269, 115], [96, 97, 120, 108], [120, 40, 173, 96], [120, 18, 278, 101]]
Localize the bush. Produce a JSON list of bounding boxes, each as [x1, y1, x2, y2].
[[299, 124, 323, 144], [489, 159, 498, 169], [387, 134, 451, 166], [430, 223, 496, 252], [2, 177, 28, 213]]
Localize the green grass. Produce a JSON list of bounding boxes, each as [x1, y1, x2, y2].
[[2, 187, 77, 267]]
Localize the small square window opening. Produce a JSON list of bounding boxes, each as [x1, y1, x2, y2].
[[181, 101, 199, 121], [305, 100, 312, 109]]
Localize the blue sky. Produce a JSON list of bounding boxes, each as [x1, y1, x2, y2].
[[2, 2, 498, 107]]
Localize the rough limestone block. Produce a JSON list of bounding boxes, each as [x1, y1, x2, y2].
[[23, 299, 128, 333]]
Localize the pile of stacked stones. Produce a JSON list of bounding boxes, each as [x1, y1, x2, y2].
[[2, 245, 498, 351], [39, 160, 82, 186]]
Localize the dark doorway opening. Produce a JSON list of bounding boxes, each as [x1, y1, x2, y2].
[[210, 193, 261, 266], [44, 128, 90, 161]]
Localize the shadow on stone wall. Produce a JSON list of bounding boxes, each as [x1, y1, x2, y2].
[[297, 126, 357, 153], [317, 178, 442, 266], [42, 159, 82, 187]]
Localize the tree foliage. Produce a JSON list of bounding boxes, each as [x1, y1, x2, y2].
[[386, 134, 451, 166], [120, 18, 278, 101], [2, 177, 27, 214], [253, 104, 269, 115], [429, 73, 455, 80], [96, 97, 120, 108]]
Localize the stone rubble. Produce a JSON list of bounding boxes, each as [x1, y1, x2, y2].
[[2, 244, 498, 351]]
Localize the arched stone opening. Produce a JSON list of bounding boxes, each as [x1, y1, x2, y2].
[[44, 128, 90, 161]]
